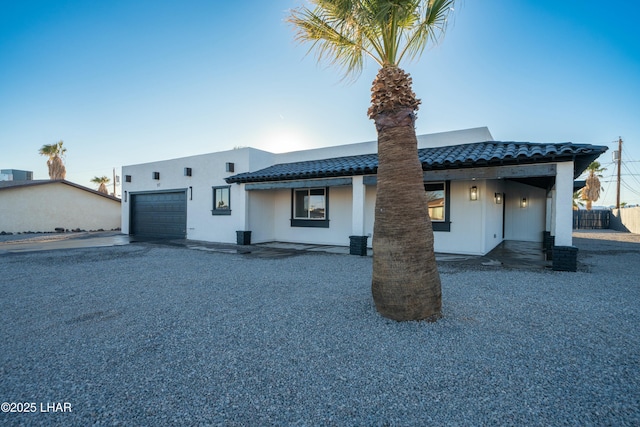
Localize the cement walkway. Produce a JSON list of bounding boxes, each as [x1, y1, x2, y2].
[[1, 230, 638, 271]]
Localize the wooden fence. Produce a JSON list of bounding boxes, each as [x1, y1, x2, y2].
[[573, 210, 610, 229]]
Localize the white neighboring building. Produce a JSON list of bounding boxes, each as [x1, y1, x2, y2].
[[0, 180, 121, 233], [121, 127, 607, 270]]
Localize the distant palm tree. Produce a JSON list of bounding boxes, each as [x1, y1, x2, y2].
[[582, 161, 605, 210], [38, 141, 67, 180], [573, 190, 585, 210], [288, 0, 454, 321], [91, 176, 111, 194]]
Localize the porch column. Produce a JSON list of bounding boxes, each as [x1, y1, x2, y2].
[[349, 175, 368, 255], [552, 162, 573, 246], [552, 162, 576, 270], [236, 183, 252, 245], [544, 193, 554, 259]]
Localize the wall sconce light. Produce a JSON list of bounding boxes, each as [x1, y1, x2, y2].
[[494, 192, 502, 204], [184, 167, 192, 177], [226, 162, 235, 172], [469, 186, 478, 201], [152, 172, 160, 180], [125, 175, 132, 183], [520, 197, 528, 208]]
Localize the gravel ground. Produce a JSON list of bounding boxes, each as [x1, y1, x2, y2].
[[1, 233, 639, 426]]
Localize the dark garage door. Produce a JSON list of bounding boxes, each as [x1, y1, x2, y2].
[[130, 191, 187, 239]]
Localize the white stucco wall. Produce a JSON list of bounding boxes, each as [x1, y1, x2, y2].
[[0, 182, 121, 233], [242, 175, 550, 255], [433, 180, 485, 255], [121, 147, 274, 243], [265, 185, 353, 246], [504, 181, 546, 242], [483, 179, 507, 253], [364, 183, 377, 242], [247, 190, 276, 243], [430, 178, 546, 254]]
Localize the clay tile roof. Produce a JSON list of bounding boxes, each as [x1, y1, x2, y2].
[[226, 141, 608, 184]]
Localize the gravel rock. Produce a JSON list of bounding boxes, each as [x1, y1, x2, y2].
[[1, 234, 639, 426]]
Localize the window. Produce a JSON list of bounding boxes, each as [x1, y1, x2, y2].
[[425, 181, 450, 231], [212, 186, 231, 215], [291, 188, 329, 228], [425, 182, 445, 221]]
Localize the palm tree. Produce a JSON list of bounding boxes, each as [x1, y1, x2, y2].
[[38, 140, 67, 180], [91, 176, 111, 194], [573, 190, 584, 210], [288, 0, 454, 321], [582, 161, 605, 210]]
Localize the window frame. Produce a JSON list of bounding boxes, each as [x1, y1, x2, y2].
[[290, 187, 330, 228], [425, 181, 451, 232], [211, 185, 231, 215]]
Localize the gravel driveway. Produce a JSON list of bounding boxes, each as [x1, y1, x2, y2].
[[1, 232, 639, 426]]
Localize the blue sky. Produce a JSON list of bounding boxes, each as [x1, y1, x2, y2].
[[2, 0, 639, 206]]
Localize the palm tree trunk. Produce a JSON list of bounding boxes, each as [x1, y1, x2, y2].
[[371, 110, 441, 321], [49, 156, 66, 180]]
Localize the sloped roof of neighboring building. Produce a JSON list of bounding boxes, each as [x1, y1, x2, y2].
[[0, 179, 121, 202], [226, 141, 608, 184]]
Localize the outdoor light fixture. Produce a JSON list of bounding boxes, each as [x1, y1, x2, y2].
[[226, 162, 235, 172], [520, 197, 528, 208], [469, 186, 478, 201], [124, 191, 127, 202], [152, 172, 160, 180], [184, 167, 192, 177], [189, 186, 193, 200], [494, 192, 502, 204]]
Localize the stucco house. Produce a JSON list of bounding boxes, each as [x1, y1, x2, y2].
[[0, 180, 121, 233], [121, 127, 607, 271]]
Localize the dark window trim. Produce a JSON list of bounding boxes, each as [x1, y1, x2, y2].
[[212, 185, 231, 215], [425, 181, 451, 232], [290, 187, 330, 228]]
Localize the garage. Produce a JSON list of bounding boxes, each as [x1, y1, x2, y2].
[[130, 190, 187, 239]]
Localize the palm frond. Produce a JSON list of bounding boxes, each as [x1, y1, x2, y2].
[[38, 140, 66, 159], [288, 0, 455, 79], [289, 3, 377, 80], [91, 176, 110, 185], [397, 0, 454, 63]]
